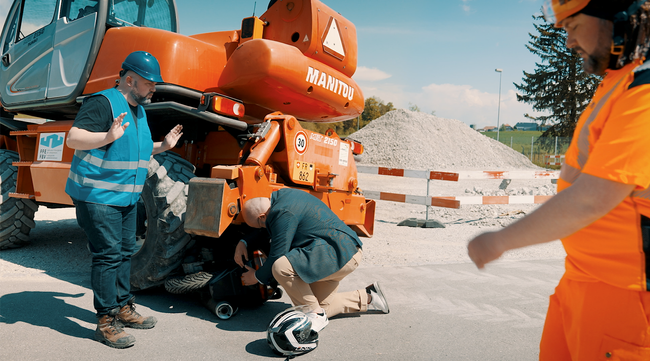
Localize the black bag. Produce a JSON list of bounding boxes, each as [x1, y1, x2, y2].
[[204, 250, 281, 319]]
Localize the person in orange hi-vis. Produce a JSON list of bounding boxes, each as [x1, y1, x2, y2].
[[467, 1, 650, 360]]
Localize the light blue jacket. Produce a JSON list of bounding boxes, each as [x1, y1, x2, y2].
[[66, 88, 154, 206]]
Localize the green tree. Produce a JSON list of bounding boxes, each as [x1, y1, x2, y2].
[[299, 120, 351, 137], [514, 14, 601, 139], [360, 96, 395, 128], [408, 103, 420, 112], [299, 96, 395, 137]]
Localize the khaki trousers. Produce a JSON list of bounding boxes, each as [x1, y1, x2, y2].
[[271, 249, 368, 317]]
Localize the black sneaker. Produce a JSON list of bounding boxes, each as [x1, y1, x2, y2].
[[366, 281, 390, 314]]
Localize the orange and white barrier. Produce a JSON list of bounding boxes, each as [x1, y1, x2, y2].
[[356, 165, 559, 181], [363, 191, 553, 209], [358, 165, 558, 210], [545, 155, 565, 166]]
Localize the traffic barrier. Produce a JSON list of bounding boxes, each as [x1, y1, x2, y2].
[[358, 165, 558, 211], [363, 191, 553, 209], [356, 165, 559, 181], [544, 155, 565, 166]]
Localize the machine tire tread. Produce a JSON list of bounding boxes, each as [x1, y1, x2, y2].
[[130, 151, 196, 290], [0, 150, 38, 250], [164, 271, 213, 294]]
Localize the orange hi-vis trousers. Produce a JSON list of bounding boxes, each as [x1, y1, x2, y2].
[[540, 276, 650, 360]]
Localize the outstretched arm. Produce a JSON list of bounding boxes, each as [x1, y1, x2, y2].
[[153, 124, 183, 155], [467, 173, 635, 269], [67, 113, 128, 150]]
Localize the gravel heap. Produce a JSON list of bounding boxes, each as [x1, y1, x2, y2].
[[348, 109, 539, 171], [464, 183, 557, 196]]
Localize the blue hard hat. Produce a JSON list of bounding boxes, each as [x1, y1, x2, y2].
[[121, 51, 164, 83]]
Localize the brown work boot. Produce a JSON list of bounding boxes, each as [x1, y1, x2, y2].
[[117, 300, 157, 329], [95, 310, 136, 349]]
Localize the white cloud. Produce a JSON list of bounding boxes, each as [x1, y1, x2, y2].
[[358, 81, 545, 129], [461, 0, 471, 12], [419, 83, 544, 128], [356, 82, 411, 108], [354, 66, 392, 82]]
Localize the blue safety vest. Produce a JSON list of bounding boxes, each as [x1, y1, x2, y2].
[[65, 88, 154, 207]]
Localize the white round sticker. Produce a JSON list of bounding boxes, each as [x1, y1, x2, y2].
[[294, 132, 307, 154]]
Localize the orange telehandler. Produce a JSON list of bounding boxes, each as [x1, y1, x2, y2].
[[0, 0, 375, 299]]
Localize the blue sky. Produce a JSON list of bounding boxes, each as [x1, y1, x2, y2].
[[0, 0, 549, 128]]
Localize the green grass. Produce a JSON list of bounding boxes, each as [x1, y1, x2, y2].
[[482, 130, 541, 145], [482, 130, 571, 168]]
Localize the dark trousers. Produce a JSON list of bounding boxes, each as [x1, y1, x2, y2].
[[74, 200, 136, 316]]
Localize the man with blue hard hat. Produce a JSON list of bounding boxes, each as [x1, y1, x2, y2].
[[66, 51, 183, 349]]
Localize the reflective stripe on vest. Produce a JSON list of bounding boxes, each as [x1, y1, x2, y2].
[[65, 88, 154, 206], [575, 77, 625, 168], [558, 75, 649, 203], [73, 149, 150, 170], [68, 168, 144, 193]]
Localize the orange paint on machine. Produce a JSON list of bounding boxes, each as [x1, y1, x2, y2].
[[0, 0, 375, 296]]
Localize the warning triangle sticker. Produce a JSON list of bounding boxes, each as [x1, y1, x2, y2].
[[303, 34, 310, 43], [322, 17, 345, 60]]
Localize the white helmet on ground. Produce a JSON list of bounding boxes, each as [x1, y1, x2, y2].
[[267, 306, 319, 356]]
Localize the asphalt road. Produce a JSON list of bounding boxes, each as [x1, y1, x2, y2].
[[0, 209, 564, 361]]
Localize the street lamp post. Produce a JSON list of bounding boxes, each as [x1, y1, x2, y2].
[[495, 68, 503, 142]]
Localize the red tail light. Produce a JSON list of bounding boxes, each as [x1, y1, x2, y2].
[[201, 93, 245, 118], [212, 96, 245, 118]]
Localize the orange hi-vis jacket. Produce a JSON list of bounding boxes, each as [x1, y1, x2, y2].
[[558, 60, 650, 291]]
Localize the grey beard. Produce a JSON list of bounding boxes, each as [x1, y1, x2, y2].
[[131, 90, 152, 106]]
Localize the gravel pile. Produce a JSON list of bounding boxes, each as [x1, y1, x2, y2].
[[348, 109, 539, 171], [464, 183, 557, 197]]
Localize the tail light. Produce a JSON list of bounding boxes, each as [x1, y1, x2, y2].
[[200, 93, 245, 118]]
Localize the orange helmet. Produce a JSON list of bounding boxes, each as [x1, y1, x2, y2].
[[542, 0, 591, 26]]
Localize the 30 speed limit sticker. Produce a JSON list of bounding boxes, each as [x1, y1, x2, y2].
[[294, 131, 308, 155]]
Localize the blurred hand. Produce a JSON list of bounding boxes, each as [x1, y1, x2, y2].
[[234, 241, 248, 268], [105, 113, 128, 143], [241, 265, 258, 286], [467, 231, 505, 269], [162, 124, 183, 151]]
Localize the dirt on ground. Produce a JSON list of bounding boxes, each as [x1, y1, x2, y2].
[[0, 110, 567, 275]]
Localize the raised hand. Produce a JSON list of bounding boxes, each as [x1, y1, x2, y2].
[[105, 112, 129, 143], [162, 124, 183, 151]]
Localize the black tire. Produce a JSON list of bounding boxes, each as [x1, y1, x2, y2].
[[164, 271, 213, 294], [0, 150, 38, 250], [130, 151, 196, 290]]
